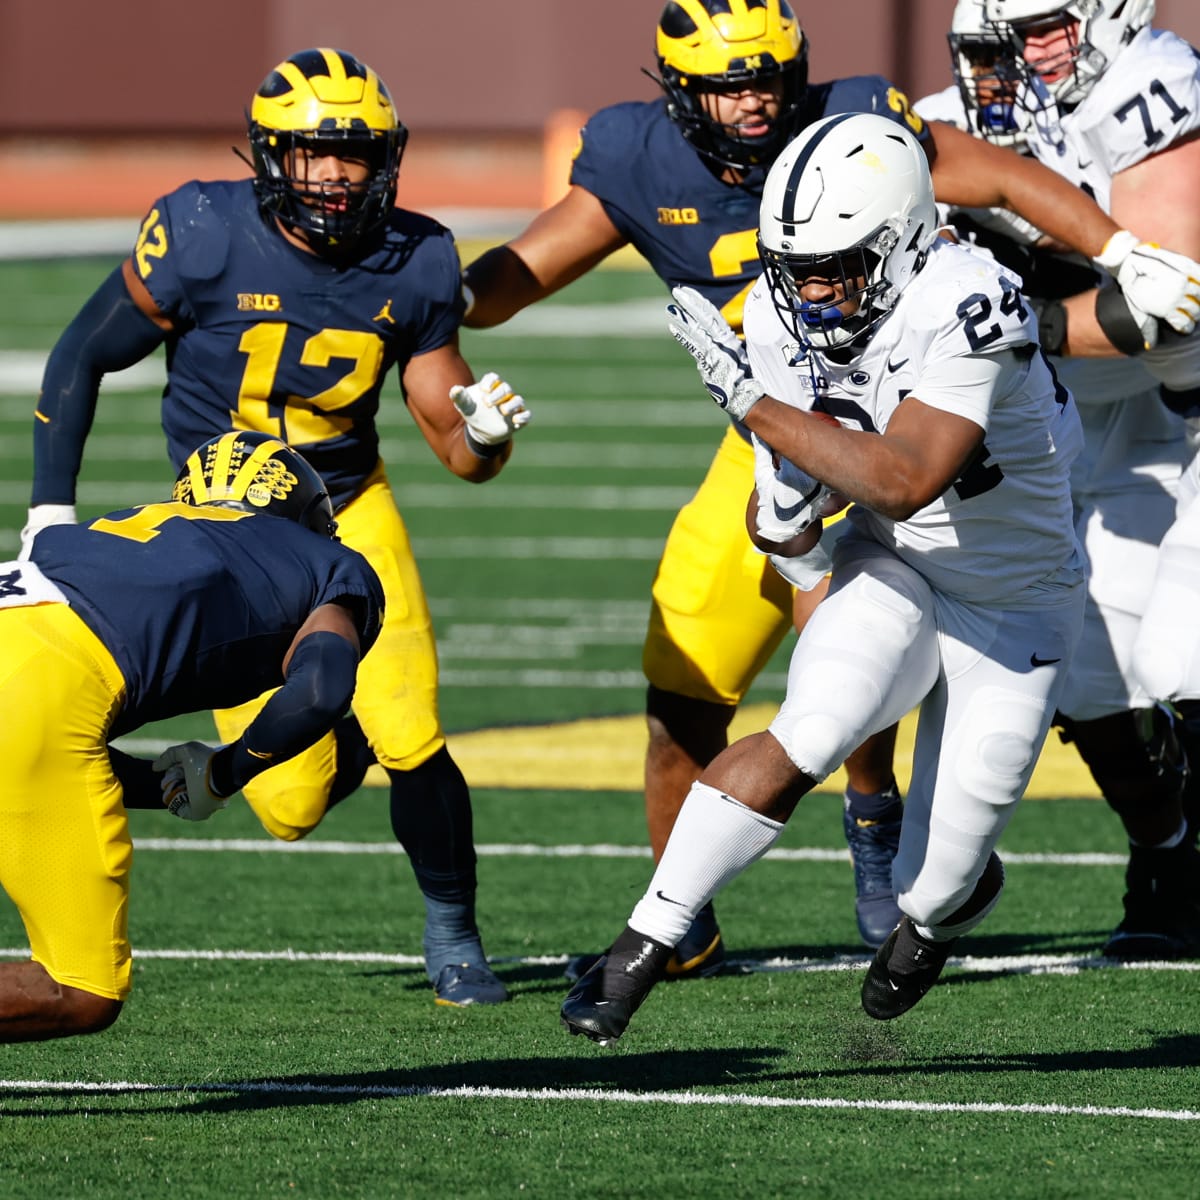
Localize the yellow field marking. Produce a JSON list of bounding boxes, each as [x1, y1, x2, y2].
[[364, 705, 1100, 798]]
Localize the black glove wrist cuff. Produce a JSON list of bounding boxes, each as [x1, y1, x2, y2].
[[464, 427, 508, 458], [1095, 284, 1147, 356], [207, 744, 239, 799]]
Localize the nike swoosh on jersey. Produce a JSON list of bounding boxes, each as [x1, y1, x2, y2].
[[887, 356, 910, 372], [1030, 653, 1062, 667]]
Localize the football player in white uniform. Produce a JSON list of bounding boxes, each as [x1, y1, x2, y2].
[[560, 113, 1089, 1044], [939, 0, 1200, 959]]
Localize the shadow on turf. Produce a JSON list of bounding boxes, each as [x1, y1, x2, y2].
[[12, 1033, 1200, 1117]]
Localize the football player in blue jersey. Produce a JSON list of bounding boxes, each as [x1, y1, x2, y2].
[[0, 431, 385, 1041], [19, 49, 532, 1007], [462, 0, 1200, 974]]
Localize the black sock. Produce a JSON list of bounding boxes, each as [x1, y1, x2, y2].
[[388, 746, 484, 975], [328, 715, 376, 808]]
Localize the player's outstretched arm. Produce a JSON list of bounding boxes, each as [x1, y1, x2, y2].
[[1059, 136, 1200, 358], [22, 259, 169, 559], [926, 121, 1200, 339], [404, 340, 531, 481], [153, 603, 364, 818], [462, 186, 627, 328]]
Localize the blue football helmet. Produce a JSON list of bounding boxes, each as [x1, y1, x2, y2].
[[173, 431, 338, 538]]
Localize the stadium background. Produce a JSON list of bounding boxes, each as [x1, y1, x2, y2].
[[4, 0, 1200, 218]]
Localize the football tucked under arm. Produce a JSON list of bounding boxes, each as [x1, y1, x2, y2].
[[747, 428, 849, 591]]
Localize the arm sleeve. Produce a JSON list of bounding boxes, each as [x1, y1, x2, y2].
[[208, 630, 360, 797], [32, 265, 167, 504]]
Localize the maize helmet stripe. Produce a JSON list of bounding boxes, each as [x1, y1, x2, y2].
[[174, 431, 338, 538], [227, 436, 292, 502]]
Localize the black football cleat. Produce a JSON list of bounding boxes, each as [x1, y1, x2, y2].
[[560, 927, 672, 1045], [565, 902, 726, 983], [1103, 841, 1200, 960], [861, 917, 957, 1020]]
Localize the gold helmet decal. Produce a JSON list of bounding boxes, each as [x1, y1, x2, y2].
[[175, 432, 297, 507], [174, 431, 338, 538]]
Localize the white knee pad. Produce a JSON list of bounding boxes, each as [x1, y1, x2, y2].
[[770, 552, 937, 780], [896, 686, 1042, 927], [951, 687, 1047, 814]]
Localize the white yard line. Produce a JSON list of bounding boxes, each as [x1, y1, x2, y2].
[[0, 1076, 1195, 1122], [119, 835, 1126, 867]]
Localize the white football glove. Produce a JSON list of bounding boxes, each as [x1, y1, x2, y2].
[[153, 741, 231, 822], [768, 545, 834, 592], [449, 372, 532, 447], [1095, 231, 1200, 341], [665, 286, 765, 421], [18, 503, 76, 562], [752, 434, 832, 543]]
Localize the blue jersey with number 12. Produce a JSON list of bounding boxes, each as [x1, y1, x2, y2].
[[130, 180, 463, 508]]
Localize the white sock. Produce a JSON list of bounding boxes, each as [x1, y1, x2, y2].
[[628, 781, 785, 946]]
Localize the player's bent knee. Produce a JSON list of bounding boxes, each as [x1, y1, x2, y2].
[[244, 787, 328, 841], [769, 711, 856, 784], [67, 990, 123, 1036], [1132, 641, 1187, 705], [953, 689, 1045, 812], [645, 686, 736, 760]]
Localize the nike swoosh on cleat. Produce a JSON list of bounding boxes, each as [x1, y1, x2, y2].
[[888, 979, 901, 992], [1030, 653, 1062, 667], [655, 889, 688, 906]]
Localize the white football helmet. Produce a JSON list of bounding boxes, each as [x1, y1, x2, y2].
[[982, 0, 1154, 109], [757, 112, 938, 352], [949, 0, 1025, 147]]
